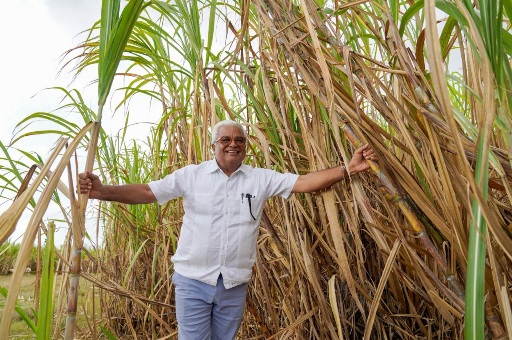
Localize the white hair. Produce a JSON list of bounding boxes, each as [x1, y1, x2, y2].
[[211, 120, 247, 144]]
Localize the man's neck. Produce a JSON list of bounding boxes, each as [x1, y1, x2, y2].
[[215, 158, 242, 177]]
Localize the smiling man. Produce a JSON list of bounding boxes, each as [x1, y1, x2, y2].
[[79, 119, 377, 340]]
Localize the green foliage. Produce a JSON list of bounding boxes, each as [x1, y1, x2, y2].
[[100, 325, 119, 340], [36, 222, 55, 340], [98, 0, 147, 107], [0, 286, 37, 333], [0, 242, 21, 275], [0, 242, 39, 275]]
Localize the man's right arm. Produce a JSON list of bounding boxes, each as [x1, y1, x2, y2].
[[78, 171, 157, 204]]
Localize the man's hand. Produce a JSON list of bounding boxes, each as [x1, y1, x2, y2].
[[347, 144, 378, 174], [78, 171, 103, 199]]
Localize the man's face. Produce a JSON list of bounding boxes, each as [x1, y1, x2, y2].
[[212, 125, 247, 171]]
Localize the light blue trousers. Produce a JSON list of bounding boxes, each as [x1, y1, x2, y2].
[[172, 272, 248, 340]]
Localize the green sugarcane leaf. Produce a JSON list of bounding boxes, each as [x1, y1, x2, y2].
[[98, 0, 146, 107], [36, 221, 55, 340], [0, 287, 37, 333], [439, 16, 457, 60], [400, 0, 469, 37], [99, 0, 120, 91], [465, 147, 490, 340], [100, 325, 119, 340], [389, 0, 399, 23], [205, 0, 218, 65]]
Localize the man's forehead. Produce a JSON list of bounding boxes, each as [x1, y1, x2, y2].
[[218, 125, 244, 135]]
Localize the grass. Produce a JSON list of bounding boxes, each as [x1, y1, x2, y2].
[[0, 273, 100, 339], [0, 274, 38, 339]]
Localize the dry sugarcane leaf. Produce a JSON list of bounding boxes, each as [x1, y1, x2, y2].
[[426, 289, 462, 325], [0, 138, 68, 246], [0, 123, 92, 338], [299, 236, 340, 339], [250, 123, 272, 168], [363, 238, 401, 340], [322, 190, 366, 319], [328, 275, 345, 340]]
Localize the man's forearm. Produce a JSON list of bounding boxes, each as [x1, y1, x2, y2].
[[97, 184, 157, 204], [292, 165, 351, 193]]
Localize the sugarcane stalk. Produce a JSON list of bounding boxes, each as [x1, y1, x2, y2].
[[64, 247, 82, 339], [341, 123, 465, 299], [62, 1, 146, 339]]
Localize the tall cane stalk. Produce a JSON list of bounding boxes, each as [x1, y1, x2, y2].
[[340, 123, 465, 301], [64, 0, 145, 339]]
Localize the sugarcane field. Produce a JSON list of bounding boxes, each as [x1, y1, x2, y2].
[[1, 0, 512, 339]]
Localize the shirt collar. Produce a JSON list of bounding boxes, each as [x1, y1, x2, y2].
[[208, 159, 250, 176]]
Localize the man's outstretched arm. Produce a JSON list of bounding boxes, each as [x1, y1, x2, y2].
[[79, 171, 157, 204], [292, 144, 377, 193]]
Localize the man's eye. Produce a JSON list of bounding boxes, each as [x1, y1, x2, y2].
[[221, 137, 231, 142], [235, 138, 246, 143]]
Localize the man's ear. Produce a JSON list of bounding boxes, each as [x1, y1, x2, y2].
[[211, 144, 216, 152]]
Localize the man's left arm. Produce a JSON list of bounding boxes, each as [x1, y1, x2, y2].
[[292, 144, 378, 193]]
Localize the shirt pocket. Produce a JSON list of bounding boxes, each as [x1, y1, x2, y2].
[[239, 192, 262, 223]]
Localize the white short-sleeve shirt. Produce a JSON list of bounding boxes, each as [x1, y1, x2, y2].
[[148, 159, 299, 288]]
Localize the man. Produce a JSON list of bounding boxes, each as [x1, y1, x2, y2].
[[79, 119, 377, 340]]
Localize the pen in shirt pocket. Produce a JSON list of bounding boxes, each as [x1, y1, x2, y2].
[[241, 193, 257, 220], [241, 193, 255, 201]]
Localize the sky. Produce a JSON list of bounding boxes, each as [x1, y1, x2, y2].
[[1, 0, 101, 141], [0, 0, 104, 246]]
